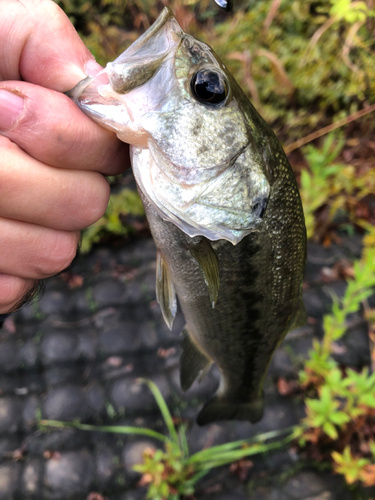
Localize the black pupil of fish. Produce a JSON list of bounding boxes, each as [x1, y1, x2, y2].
[[191, 71, 227, 105]]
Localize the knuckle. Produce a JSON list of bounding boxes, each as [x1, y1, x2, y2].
[[76, 174, 110, 228], [101, 140, 130, 176], [36, 231, 79, 278]]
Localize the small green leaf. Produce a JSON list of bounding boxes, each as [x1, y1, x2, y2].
[[329, 411, 350, 425], [323, 421, 338, 440]]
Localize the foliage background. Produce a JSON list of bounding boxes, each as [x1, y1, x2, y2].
[[57, 0, 375, 135]]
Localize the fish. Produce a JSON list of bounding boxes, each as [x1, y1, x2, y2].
[[68, 7, 306, 425]]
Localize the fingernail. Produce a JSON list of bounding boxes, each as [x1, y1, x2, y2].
[[85, 58, 103, 77], [0, 90, 24, 131]]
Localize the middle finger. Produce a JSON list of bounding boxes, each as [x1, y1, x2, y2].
[[0, 136, 110, 231]]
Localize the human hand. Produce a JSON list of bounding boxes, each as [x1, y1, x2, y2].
[[0, 0, 129, 314]]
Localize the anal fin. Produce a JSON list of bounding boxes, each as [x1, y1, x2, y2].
[[156, 250, 177, 330], [180, 327, 212, 391]]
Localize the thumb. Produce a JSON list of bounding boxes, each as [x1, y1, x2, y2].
[[1, 0, 102, 91]]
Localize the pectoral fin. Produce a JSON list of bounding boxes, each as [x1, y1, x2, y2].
[[180, 327, 212, 391], [189, 237, 220, 308], [156, 250, 177, 330]]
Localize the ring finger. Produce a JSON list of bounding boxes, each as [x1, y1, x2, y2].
[[0, 217, 80, 280]]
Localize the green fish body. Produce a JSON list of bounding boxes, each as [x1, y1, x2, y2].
[[69, 7, 306, 424]]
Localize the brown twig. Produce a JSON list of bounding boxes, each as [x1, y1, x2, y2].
[[255, 49, 294, 93], [263, 0, 282, 34], [342, 20, 364, 74], [227, 51, 261, 109], [300, 16, 337, 67], [284, 103, 375, 154]]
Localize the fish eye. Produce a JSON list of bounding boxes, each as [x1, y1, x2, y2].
[[191, 70, 228, 105]]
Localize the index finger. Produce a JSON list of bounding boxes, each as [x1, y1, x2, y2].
[[0, 0, 130, 174], [0, 0, 97, 90]]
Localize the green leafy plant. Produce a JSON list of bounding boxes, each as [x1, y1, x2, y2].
[[300, 132, 345, 239], [296, 245, 375, 485], [332, 443, 375, 486], [301, 245, 375, 383], [42, 379, 294, 500], [329, 0, 373, 24], [298, 366, 375, 441], [81, 188, 145, 253], [55, 0, 140, 65], [299, 132, 375, 239], [303, 385, 350, 440], [211, 0, 375, 133]]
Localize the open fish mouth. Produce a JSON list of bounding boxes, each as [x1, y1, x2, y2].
[[67, 7, 183, 146], [66, 9, 179, 152]]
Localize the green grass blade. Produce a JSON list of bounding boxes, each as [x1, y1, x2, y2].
[[178, 423, 189, 457], [138, 379, 179, 446], [187, 426, 294, 464], [41, 420, 169, 443], [194, 434, 294, 470], [185, 468, 211, 487]]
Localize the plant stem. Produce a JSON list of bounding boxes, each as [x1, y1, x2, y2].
[[284, 103, 375, 154]]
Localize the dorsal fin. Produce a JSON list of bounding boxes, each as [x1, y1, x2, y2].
[[156, 250, 177, 330], [189, 237, 220, 308]]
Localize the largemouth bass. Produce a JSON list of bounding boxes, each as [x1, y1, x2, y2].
[[69, 7, 306, 425]]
